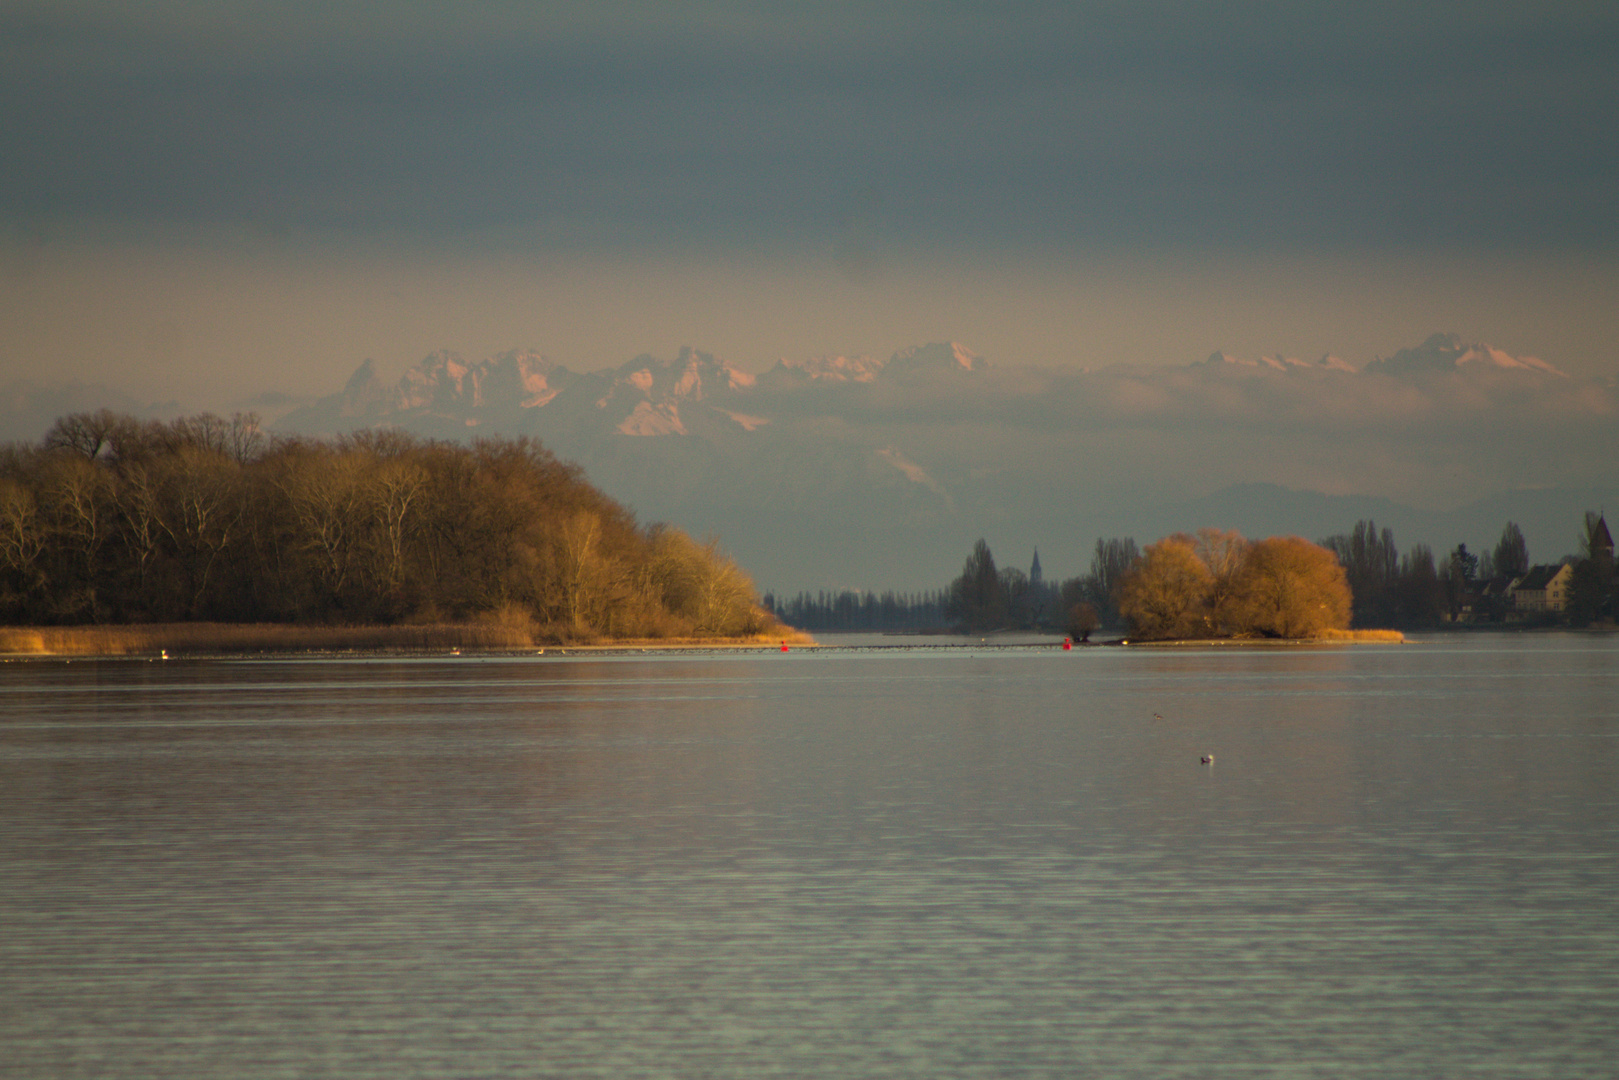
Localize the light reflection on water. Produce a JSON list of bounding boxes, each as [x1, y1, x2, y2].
[[3, 634, 1617, 1078]]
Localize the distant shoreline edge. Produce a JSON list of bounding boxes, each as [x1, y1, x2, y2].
[[0, 622, 816, 658], [1121, 629, 1404, 647]]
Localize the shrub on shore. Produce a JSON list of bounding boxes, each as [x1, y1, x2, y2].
[[0, 621, 806, 656], [1313, 628, 1405, 642]]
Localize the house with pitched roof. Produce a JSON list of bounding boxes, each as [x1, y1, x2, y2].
[[1511, 564, 1575, 612]]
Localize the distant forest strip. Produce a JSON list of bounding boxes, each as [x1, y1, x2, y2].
[[0, 410, 785, 643], [0, 621, 538, 656], [936, 532, 1351, 641], [764, 589, 950, 632], [778, 512, 1614, 638]]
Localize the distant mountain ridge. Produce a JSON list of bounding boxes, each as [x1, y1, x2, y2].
[[264, 332, 1614, 592], [1364, 332, 1565, 377], [281, 341, 991, 438], [286, 331, 1575, 446], [5, 334, 1606, 592]]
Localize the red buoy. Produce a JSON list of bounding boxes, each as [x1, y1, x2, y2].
[[781, 640, 789, 652], [1063, 637, 1072, 650]]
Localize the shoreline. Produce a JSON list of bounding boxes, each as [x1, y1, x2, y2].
[[25, 622, 1615, 660], [0, 622, 815, 659], [1123, 628, 1406, 646], [1, 622, 1420, 659]]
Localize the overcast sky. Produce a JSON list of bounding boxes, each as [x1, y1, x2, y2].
[[3, 1, 1617, 406]]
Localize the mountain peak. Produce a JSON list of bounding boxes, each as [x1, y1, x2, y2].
[[344, 357, 381, 392], [887, 341, 987, 375], [1201, 351, 1352, 373], [340, 358, 393, 416], [612, 347, 755, 403], [1366, 332, 1564, 377], [764, 354, 883, 385]]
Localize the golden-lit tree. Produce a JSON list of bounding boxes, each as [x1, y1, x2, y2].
[[1226, 536, 1351, 638], [1171, 526, 1249, 632], [554, 509, 615, 631], [37, 453, 113, 619], [1117, 537, 1214, 639], [645, 526, 765, 637], [687, 540, 764, 635], [1117, 532, 1351, 640], [113, 463, 164, 596], [1, 412, 784, 640], [0, 478, 45, 606], [154, 446, 246, 614], [367, 456, 429, 596], [277, 446, 368, 607]]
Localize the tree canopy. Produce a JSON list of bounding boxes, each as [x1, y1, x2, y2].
[[1115, 537, 1214, 639], [946, 539, 1009, 632], [1118, 532, 1351, 640], [0, 411, 775, 640], [1227, 536, 1352, 638]]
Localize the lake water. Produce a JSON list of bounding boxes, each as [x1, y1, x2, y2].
[[3, 634, 1617, 1078]]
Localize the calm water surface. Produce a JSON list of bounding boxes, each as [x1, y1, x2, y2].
[[3, 634, 1617, 1078]]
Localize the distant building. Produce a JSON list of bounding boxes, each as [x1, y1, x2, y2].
[[1512, 564, 1575, 612], [1592, 514, 1614, 566], [1462, 574, 1518, 622], [1027, 548, 1050, 625]]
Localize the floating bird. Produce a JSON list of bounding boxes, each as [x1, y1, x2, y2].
[[1153, 712, 1163, 720], [1200, 754, 1215, 764]]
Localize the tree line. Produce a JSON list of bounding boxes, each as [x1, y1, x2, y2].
[[1321, 516, 1615, 627], [941, 537, 1138, 636], [763, 589, 949, 631], [943, 530, 1352, 640], [1112, 530, 1350, 639], [0, 410, 774, 639], [1319, 519, 1497, 627], [934, 512, 1615, 640]]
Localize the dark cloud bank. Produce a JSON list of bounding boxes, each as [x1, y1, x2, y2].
[[4, 2, 1616, 253]]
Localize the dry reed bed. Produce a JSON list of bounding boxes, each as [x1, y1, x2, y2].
[[0, 623, 809, 657], [1311, 628, 1406, 643], [1127, 628, 1406, 646]]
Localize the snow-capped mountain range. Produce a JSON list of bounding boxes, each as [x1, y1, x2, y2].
[[268, 332, 1609, 592], [291, 340, 989, 439], [287, 333, 1565, 443]]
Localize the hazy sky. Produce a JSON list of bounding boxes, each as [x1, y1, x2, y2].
[[3, 1, 1618, 407]]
